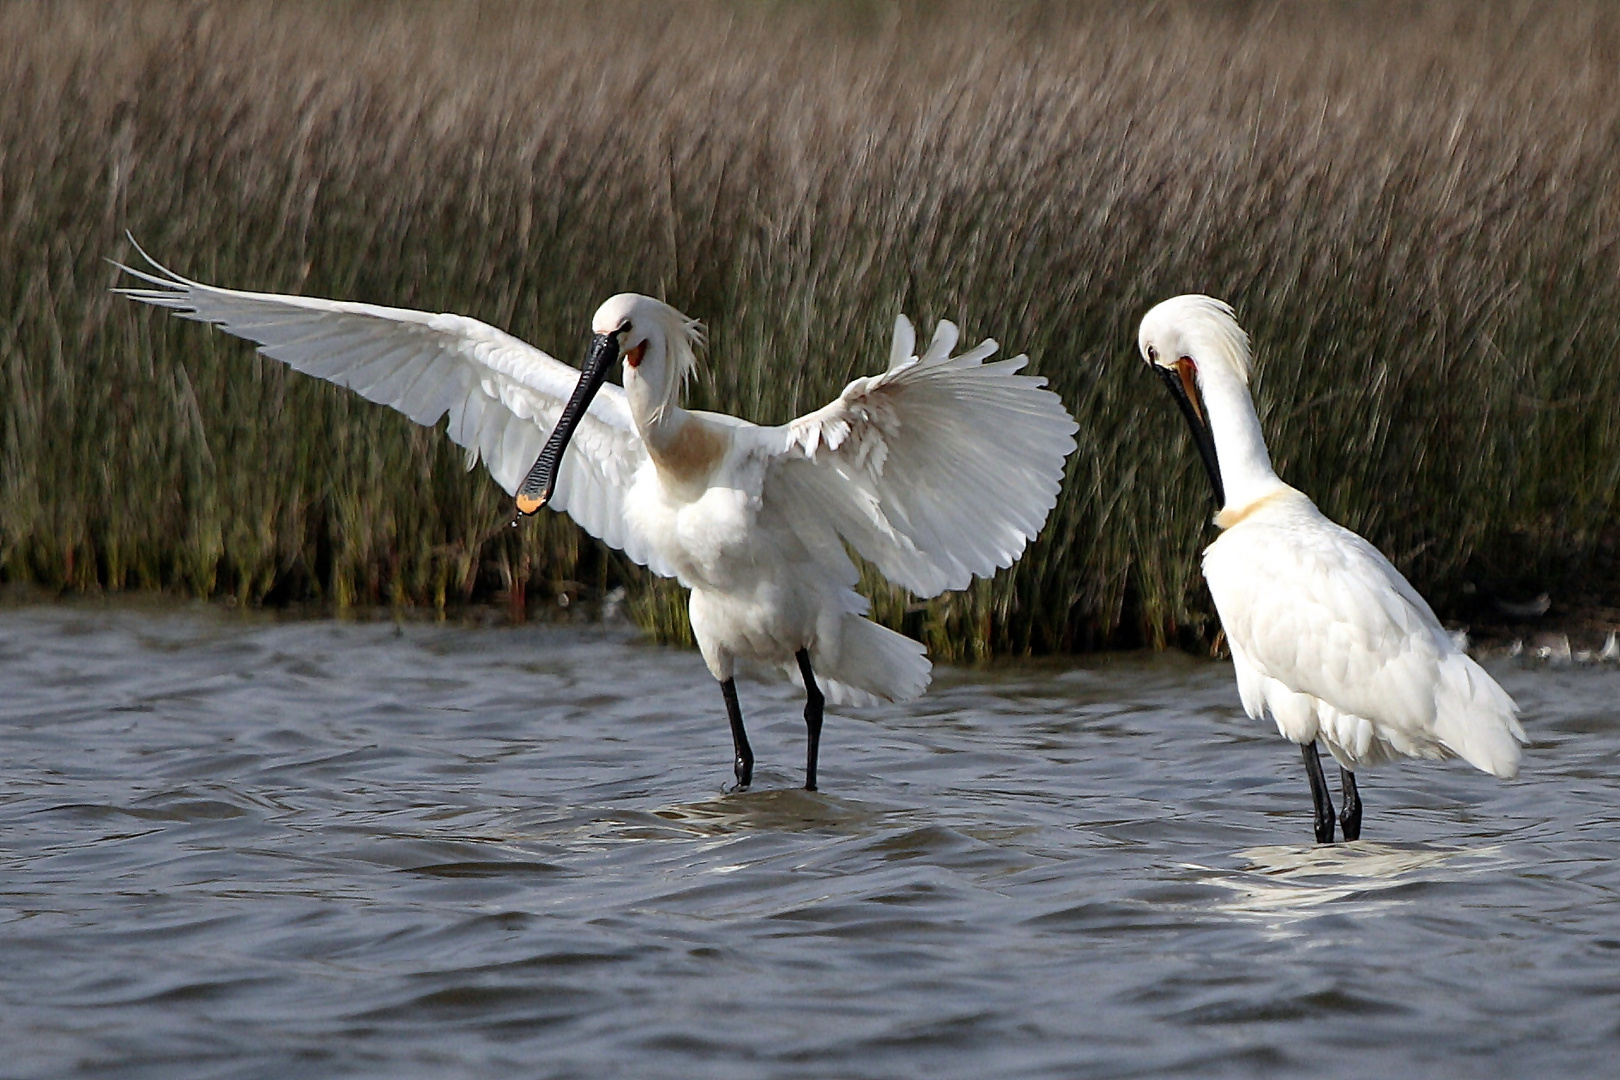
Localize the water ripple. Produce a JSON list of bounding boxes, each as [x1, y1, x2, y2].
[[1, 601, 1617, 1079]]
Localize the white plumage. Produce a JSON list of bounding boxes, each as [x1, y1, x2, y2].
[[1139, 295, 1525, 841], [1204, 493, 1524, 775], [116, 243, 1077, 790]]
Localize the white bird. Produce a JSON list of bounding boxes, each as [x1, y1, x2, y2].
[[1138, 295, 1525, 843], [115, 243, 1078, 791]]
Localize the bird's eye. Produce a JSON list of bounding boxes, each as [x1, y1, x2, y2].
[[616, 319, 633, 337], [1146, 345, 1159, 363]]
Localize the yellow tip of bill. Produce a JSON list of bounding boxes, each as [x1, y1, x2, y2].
[[515, 493, 547, 516]]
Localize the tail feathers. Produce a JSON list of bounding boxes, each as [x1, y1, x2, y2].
[[800, 615, 931, 707], [1431, 653, 1527, 779]]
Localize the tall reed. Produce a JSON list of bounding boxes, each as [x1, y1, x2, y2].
[[2, 1, 1617, 654]]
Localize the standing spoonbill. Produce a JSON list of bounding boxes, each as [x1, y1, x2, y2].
[[115, 243, 1078, 791], [1138, 295, 1524, 843]]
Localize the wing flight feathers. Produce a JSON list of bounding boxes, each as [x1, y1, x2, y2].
[[113, 241, 656, 566], [766, 316, 1077, 597]]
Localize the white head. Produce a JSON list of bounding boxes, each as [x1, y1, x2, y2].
[[592, 293, 704, 425], [1136, 295, 1256, 510], [1137, 294, 1252, 388], [513, 293, 703, 516]]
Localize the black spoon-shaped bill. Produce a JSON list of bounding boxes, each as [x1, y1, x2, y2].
[[514, 332, 621, 519], [1154, 359, 1225, 509]]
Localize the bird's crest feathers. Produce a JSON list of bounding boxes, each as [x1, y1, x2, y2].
[[652, 305, 704, 422]]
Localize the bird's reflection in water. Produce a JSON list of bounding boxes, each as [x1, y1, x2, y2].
[[581, 789, 898, 842], [1189, 842, 1508, 926]]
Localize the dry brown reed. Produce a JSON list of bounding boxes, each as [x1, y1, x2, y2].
[[3, 1, 1618, 654]]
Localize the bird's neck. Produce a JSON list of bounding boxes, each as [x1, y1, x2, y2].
[[1202, 362, 1285, 517], [624, 371, 728, 489], [625, 366, 684, 443], [636, 400, 693, 454], [640, 407, 729, 492]]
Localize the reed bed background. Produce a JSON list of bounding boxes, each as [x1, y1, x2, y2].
[[2, 0, 1618, 656]]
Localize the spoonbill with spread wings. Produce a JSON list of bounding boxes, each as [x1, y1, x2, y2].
[[116, 243, 1078, 791], [1138, 295, 1524, 843]]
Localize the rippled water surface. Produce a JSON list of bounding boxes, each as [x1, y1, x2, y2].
[[3, 601, 1618, 1079]]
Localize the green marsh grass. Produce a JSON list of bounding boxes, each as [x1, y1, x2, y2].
[[3, 1, 1618, 654]]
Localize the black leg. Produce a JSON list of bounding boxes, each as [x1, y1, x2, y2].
[[1339, 767, 1362, 841], [795, 649, 825, 792], [1301, 741, 1337, 844], [721, 678, 753, 790]]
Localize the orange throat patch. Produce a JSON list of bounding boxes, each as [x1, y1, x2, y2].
[[1175, 356, 1203, 423], [649, 416, 729, 486], [1213, 489, 1292, 530]]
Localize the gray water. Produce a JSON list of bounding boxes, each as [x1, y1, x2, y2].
[[2, 601, 1617, 1080]]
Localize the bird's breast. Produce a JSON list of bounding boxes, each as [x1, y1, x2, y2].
[[647, 417, 729, 491], [626, 463, 762, 591], [1212, 486, 1300, 530]]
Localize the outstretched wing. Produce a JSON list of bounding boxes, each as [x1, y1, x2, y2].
[[113, 241, 659, 568], [757, 316, 1077, 598]]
